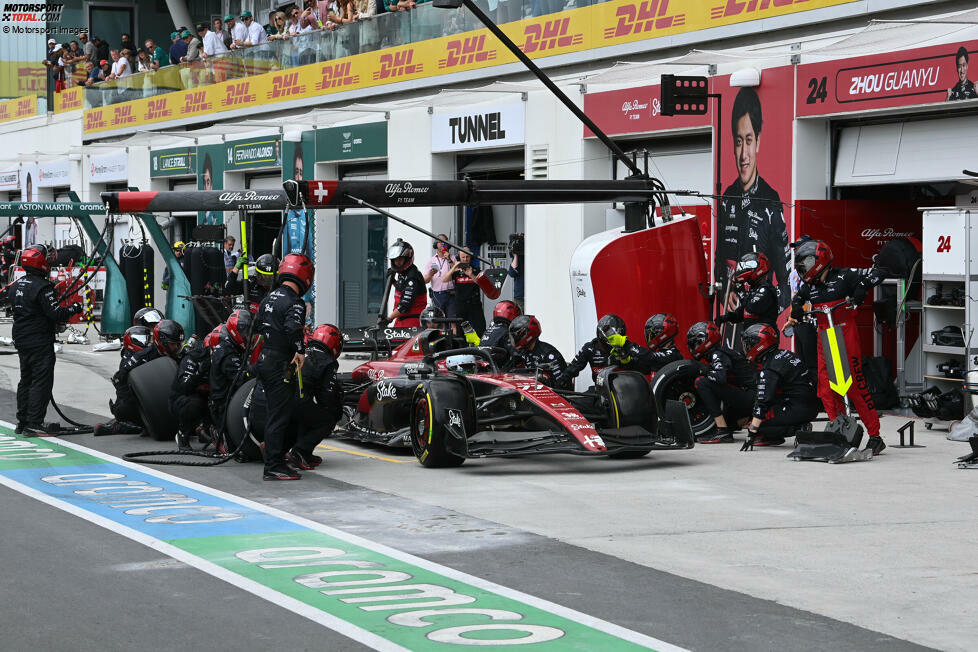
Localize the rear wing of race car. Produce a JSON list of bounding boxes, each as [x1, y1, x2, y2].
[[342, 325, 418, 357]]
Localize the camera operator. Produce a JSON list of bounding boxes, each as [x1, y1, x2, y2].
[[444, 248, 485, 337], [424, 234, 457, 319]]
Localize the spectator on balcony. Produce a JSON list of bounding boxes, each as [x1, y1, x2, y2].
[[286, 6, 307, 34], [354, 0, 377, 18], [120, 33, 134, 53], [385, 0, 417, 12], [79, 33, 94, 64], [169, 31, 188, 65], [145, 38, 168, 70], [179, 29, 201, 89], [107, 48, 131, 80], [122, 47, 136, 73], [64, 41, 81, 76], [241, 11, 268, 46], [83, 61, 97, 85], [94, 36, 110, 63], [98, 58, 111, 80], [226, 14, 249, 49], [136, 47, 152, 72], [331, 0, 359, 29], [210, 18, 230, 52], [268, 11, 289, 39]]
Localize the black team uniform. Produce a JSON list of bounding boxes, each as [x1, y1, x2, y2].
[[557, 338, 650, 387], [718, 278, 779, 330], [749, 349, 818, 446], [285, 342, 342, 469], [510, 342, 567, 388], [694, 345, 757, 442], [11, 259, 80, 434], [256, 283, 306, 479], [169, 338, 211, 449]]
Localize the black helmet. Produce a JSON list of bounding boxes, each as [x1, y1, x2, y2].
[[153, 319, 185, 358], [420, 305, 445, 329], [596, 313, 626, 348], [387, 238, 414, 272], [133, 307, 164, 328], [255, 253, 277, 289]]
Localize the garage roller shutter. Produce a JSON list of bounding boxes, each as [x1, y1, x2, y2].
[[835, 115, 978, 186]]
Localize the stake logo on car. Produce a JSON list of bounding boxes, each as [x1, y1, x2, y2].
[[376, 382, 397, 400]]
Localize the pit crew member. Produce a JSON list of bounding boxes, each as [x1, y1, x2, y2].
[[507, 315, 567, 388], [688, 320, 757, 444]]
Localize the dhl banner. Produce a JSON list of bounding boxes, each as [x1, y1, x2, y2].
[[0, 61, 46, 98], [0, 96, 38, 124], [83, 0, 858, 135], [54, 86, 84, 114]]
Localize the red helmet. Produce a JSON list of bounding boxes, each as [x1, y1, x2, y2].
[[493, 300, 521, 323], [20, 246, 51, 275], [153, 319, 185, 358], [742, 323, 779, 362], [686, 321, 722, 360], [122, 325, 152, 353], [225, 308, 252, 349], [203, 325, 221, 349], [0, 235, 16, 248], [277, 254, 314, 294], [509, 315, 541, 352], [308, 323, 343, 358], [645, 313, 679, 350], [795, 240, 833, 284], [387, 239, 414, 273], [733, 252, 770, 287]]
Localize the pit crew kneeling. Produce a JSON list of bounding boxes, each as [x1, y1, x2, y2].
[[556, 314, 650, 389], [169, 329, 212, 450], [688, 321, 757, 444], [741, 323, 819, 450]]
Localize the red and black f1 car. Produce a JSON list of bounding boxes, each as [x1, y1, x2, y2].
[[334, 333, 695, 467]]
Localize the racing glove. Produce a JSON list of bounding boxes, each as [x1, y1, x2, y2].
[[70, 303, 83, 315], [234, 255, 248, 271], [376, 315, 391, 328], [849, 283, 868, 307]]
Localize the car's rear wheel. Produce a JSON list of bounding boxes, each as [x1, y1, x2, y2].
[[651, 359, 715, 438], [411, 387, 466, 468]]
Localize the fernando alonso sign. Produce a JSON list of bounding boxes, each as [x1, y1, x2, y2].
[[432, 102, 525, 153]]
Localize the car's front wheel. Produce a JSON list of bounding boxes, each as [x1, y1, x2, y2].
[[411, 384, 468, 468]]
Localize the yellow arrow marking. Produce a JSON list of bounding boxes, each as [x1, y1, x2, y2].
[[826, 327, 853, 396]]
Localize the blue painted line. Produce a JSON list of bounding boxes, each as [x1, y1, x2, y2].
[[1, 463, 304, 540]]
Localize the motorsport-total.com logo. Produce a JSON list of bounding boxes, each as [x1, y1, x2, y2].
[[2, 3, 63, 21]]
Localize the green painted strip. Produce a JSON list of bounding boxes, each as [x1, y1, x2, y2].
[[174, 531, 656, 650], [0, 431, 109, 471]]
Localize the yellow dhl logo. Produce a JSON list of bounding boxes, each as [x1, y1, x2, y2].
[[144, 98, 172, 120], [711, 0, 814, 19], [182, 91, 212, 114], [222, 81, 256, 106], [521, 18, 583, 54], [113, 104, 135, 124], [267, 72, 306, 99], [438, 35, 497, 69], [85, 109, 105, 130], [604, 0, 686, 39], [318, 62, 360, 90], [373, 50, 423, 80]]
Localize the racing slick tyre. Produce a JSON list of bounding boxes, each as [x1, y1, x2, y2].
[[651, 359, 715, 439], [128, 356, 178, 442], [606, 371, 655, 458], [411, 380, 471, 468], [225, 378, 263, 461]]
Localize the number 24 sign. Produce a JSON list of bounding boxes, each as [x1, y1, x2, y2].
[[936, 235, 951, 253]]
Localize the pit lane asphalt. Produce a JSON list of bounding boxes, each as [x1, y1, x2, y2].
[[0, 344, 961, 651]]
